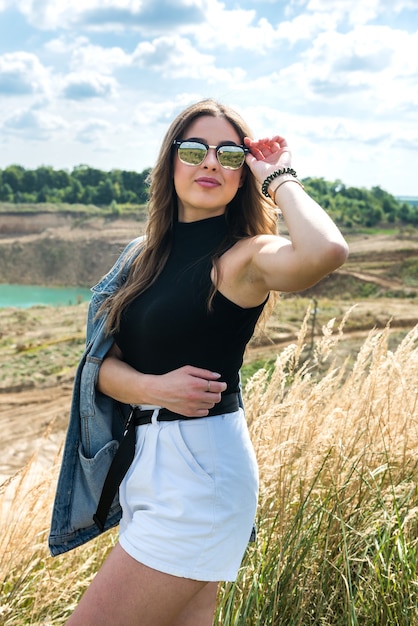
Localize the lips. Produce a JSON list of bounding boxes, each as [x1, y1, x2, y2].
[[195, 177, 221, 188]]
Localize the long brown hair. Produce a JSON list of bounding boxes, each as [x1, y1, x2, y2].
[[102, 98, 277, 334]]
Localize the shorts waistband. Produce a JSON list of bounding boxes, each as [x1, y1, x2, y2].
[[133, 392, 240, 426]]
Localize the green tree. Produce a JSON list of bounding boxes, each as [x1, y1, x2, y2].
[[81, 186, 94, 204], [36, 186, 49, 203], [94, 179, 115, 205], [0, 183, 14, 201], [22, 169, 37, 193], [34, 166, 56, 192], [54, 169, 71, 190], [2, 165, 25, 192], [121, 168, 150, 202], [63, 179, 83, 204], [72, 165, 105, 188]]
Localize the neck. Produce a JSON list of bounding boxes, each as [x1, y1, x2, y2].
[[177, 206, 226, 223]]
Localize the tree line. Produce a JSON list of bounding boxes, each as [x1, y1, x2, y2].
[[0, 164, 151, 206], [0, 164, 416, 229], [303, 178, 417, 228]]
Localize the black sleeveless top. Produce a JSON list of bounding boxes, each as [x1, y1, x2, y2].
[[115, 214, 267, 394]]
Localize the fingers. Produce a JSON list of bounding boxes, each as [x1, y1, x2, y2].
[[184, 365, 222, 379], [197, 387, 223, 415], [199, 378, 225, 418], [186, 368, 226, 413], [154, 366, 227, 417], [245, 135, 287, 147], [184, 365, 227, 394], [244, 135, 289, 160], [202, 380, 226, 396], [244, 135, 292, 181]]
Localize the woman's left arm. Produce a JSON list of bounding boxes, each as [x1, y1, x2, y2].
[[244, 135, 349, 293]]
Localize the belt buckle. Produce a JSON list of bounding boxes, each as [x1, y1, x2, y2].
[[132, 404, 162, 411]]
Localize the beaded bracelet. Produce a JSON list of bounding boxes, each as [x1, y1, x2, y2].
[[261, 168, 298, 197], [269, 177, 304, 200]]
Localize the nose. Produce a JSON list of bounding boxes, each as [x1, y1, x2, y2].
[[202, 147, 218, 169]]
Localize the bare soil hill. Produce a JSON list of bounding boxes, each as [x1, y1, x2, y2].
[[0, 212, 146, 286], [1, 214, 418, 483]]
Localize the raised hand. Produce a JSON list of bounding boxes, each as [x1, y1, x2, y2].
[[244, 135, 292, 184]]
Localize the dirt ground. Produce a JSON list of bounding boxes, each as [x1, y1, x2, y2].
[[1, 218, 418, 485], [0, 384, 72, 484]]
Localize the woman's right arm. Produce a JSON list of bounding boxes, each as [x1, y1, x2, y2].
[[97, 343, 227, 417]]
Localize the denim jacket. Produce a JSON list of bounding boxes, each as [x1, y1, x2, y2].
[[48, 237, 143, 556]]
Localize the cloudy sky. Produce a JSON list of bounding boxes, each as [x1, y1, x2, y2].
[[0, 0, 417, 197]]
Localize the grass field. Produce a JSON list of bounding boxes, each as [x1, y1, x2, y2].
[[1, 305, 418, 624]]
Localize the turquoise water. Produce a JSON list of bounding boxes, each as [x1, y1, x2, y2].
[[0, 284, 92, 308]]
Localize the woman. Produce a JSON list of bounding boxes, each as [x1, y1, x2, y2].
[[65, 99, 348, 625]]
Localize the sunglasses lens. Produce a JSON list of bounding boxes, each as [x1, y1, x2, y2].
[[217, 145, 246, 170], [177, 141, 207, 165], [176, 141, 246, 169]]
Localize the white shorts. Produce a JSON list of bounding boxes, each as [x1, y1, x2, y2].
[[118, 408, 259, 582]]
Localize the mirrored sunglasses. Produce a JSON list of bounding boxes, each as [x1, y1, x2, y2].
[[173, 140, 249, 170]]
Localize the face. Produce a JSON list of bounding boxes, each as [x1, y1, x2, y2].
[[173, 115, 245, 222]]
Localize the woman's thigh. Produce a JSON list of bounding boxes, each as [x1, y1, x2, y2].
[[65, 542, 217, 626], [170, 582, 218, 626]]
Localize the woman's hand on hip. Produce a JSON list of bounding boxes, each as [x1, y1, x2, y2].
[[150, 365, 227, 417]]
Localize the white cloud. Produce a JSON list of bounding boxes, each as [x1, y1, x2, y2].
[[44, 36, 82, 56], [2, 105, 67, 139], [15, 0, 110, 30], [303, 0, 416, 23], [281, 24, 418, 118], [309, 24, 397, 67], [13, 0, 207, 31], [132, 35, 245, 82], [75, 119, 112, 144], [61, 72, 118, 99], [305, 0, 382, 24], [188, 5, 273, 51], [44, 36, 131, 75], [0, 52, 50, 96], [274, 11, 340, 44], [132, 93, 202, 128], [70, 43, 131, 74], [393, 134, 418, 151]]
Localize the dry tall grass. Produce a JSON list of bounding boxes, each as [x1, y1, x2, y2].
[[218, 312, 418, 625], [1, 313, 418, 625], [249, 308, 418, 505]]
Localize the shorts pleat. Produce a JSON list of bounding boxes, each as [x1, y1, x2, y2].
[[118, 408, 258, 581]]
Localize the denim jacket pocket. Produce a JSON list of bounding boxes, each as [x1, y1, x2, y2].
[[71, 439, 120, 529]]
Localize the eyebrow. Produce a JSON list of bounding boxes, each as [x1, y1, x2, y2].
[[184, 136, 240, 146]]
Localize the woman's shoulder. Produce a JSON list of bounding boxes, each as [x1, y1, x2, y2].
[[91, 236, 145, 293], [124, 235, 146, 256], [116, 235, 146, 270]]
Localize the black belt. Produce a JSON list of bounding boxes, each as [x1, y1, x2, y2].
[[133, 392, 240, 426], [93, 392, 240, 532]]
